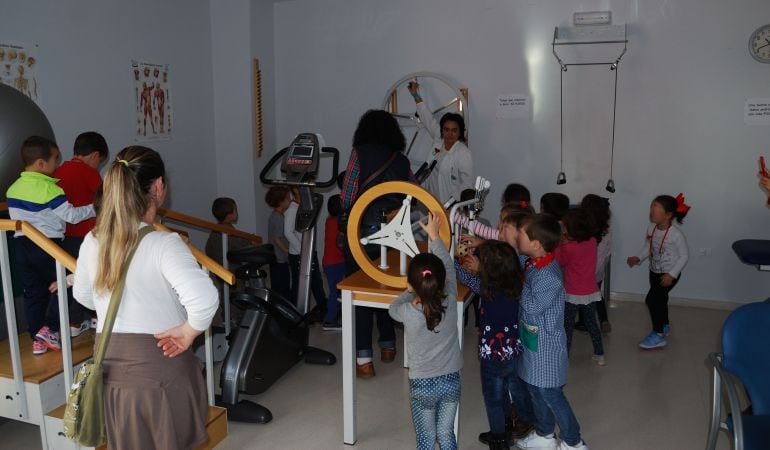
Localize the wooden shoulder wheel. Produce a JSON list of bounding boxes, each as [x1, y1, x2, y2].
[[346, 181, 451, 288]]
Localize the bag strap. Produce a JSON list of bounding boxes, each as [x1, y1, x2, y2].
[[358, 151, 398, 195], [93, 225, 154, 365]]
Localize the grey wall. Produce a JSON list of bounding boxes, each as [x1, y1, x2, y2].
[[274, 0, 770, 304], [210, 0, 276, 239], [0, 0, 218, 247]]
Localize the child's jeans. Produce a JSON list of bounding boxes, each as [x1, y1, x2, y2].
[[409, 371, 461, 450], [269, 262, 291, 302], [527, 382, 583, 446], [564, 301, 604, 356], [16, 237, 61, 337], [322, 262, 345, 323], [646, 271, 680, 333], [480, 358, 534, 435], [288, 252, 327, 310]]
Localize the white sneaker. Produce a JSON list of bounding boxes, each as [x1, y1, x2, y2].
[[558, 440, 589, 450], [591, 354, 606, 366], [91, 318, 98, 329], [70, 320, 90, 337], [515, 430, 558, 449]]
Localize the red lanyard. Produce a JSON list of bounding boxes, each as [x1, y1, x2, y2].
[[648, 224, 671, 255]]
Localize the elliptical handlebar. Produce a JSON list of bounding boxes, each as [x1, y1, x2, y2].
[[259, 146, 340, 188]]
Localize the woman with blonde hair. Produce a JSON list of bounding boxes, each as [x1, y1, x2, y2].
[[73, 146, 218, 449]]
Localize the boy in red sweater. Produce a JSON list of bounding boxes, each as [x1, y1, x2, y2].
[[322, 195, 345, 331], [54, 132, 108, 336]]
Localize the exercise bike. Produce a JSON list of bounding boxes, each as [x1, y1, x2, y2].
[[215, 133, 339, 424]]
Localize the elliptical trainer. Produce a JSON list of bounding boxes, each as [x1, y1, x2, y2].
[[215, 133, 339, 424]]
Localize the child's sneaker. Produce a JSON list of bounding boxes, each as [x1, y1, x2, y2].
[[638, 331, 667, 349], [70, 320, 90, 338], [322, 321, 342, 331], [591, 354, 606, 366], [558, 441, 589, 450], [32, 340, 47, 355], [663, 324, 671, 337], [515, 430, 558, 449], [35, 326, 61, 351]]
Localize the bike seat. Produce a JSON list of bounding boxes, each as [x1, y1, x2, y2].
[[227, 244, 276, 266]]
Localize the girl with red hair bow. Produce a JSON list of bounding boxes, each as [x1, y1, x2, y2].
[[626, 194, 691, 350]]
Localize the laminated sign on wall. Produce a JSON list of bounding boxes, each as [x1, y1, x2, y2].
[[0, 41, 40, 105], [496, 94, 530, 119], [745, 98, 770, 125], [132, 60, 173, 142]]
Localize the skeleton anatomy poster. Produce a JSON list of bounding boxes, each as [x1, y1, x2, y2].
[[0, 41, 40, 104], [132, 60, 173, 142]]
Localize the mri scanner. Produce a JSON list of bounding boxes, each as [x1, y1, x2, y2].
[[0, 83, 56, 205]]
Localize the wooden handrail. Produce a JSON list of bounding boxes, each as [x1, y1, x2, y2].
[[19, 222, 77, 272], [0, 219, 20, 232], [157, 207, 262, 244], [153, 222, 236, 285], [0, 218, 234, 285]]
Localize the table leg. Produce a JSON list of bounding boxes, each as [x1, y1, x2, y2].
[[453, 296, 467, 439], [342, 289, 357, 445]]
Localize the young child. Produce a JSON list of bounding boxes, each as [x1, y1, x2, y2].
[[205, 197, 255, 264], [55, 131, 108, 335], [515, 214, 588, 450], [265, 187, 292, 301], [502, 183, 531, 208], [204, 197, 256, 324], [555, 208, 606, 366], [540, 193, 570, 221], [581, 194, 612, 333], [321, 195, 345, 330], [627, 194, 690, 350], [389, 212, 463, 450], [5, 136, 95, 355], [284, 187, 328, 315], [456, 240, 534, 449]]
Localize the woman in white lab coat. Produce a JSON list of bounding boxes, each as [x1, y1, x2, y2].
[[408, 81, 474, 205]]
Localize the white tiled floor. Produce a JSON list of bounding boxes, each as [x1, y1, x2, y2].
[[0, 300, 734, 449]]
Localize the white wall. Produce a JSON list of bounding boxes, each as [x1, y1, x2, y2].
[[0, 0, 218, 247], [210, 0, 276, 239], [274, 0, 770, 303]]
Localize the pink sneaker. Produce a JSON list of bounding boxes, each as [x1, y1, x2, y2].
[[32, 340, 47, 355], [35, 326, 61, 351]]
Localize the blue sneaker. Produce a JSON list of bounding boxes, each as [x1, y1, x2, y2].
[[639, 331, 667, 349], [663, 324, 671, 337]]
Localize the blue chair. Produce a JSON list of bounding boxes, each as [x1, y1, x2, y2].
[[707, 302, 770, 450]]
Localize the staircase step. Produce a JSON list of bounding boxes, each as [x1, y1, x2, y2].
[[0, 331, 95, 384], [45, 404, 227, 449]]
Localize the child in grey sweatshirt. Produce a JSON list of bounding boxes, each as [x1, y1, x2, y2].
[[389, 212, 462, 450]]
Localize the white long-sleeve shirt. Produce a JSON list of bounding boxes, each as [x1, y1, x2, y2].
[[417, 101, 474, 204], [595, 227, 612, 282], [73, 224, 218, 333], [634, 223, 689, 278], [283, 201, 303, 255]]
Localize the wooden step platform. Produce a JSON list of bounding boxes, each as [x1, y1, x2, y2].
[[0, 331, 95, 384], [46, 404, 228, 449]]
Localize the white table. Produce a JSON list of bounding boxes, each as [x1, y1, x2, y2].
[[338, 251, 472, 445]]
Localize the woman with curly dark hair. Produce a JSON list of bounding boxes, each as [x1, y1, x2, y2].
[[340, 109, 414, 378]]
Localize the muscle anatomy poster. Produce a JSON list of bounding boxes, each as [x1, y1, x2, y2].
[[132, 60, 173, 141]]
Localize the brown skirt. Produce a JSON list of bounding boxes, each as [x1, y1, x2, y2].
[[97, 333, 208, 450]]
